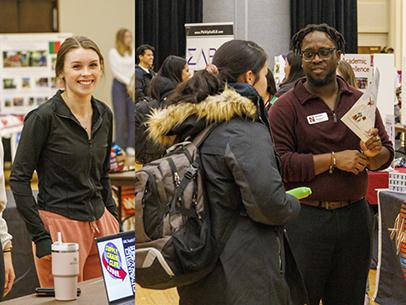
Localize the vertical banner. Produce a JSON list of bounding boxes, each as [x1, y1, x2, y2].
[[342, 54, 373, 91], [0, 33, 71, 115], [185, 23, 234, 74], [373, 54, 396, 122], [375, 191, 406, 305]]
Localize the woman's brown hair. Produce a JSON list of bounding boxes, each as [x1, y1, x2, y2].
[[55, 36, 104, 79], [337, 60, 357, 88]]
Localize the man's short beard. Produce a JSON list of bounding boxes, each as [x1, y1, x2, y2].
[[307, 71, 336, 87]]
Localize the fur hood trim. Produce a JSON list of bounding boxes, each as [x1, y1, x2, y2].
[[147, 88, 257, 146]]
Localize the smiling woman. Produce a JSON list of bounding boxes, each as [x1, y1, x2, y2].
[[58, 45, 103, 136], [55, 37, 104, 138], [10, 36, 120, 289]]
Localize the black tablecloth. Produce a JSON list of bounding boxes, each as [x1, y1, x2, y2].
[[2, 190, 39, 300], [375, 191, 406, 305]]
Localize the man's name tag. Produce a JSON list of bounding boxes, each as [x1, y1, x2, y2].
[[307, 112, 329, 125]]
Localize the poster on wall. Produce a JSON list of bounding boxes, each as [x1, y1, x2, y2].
[[0, 33, 71, 115], [341, 54, 373, 91], [185, 22, 234, 73]]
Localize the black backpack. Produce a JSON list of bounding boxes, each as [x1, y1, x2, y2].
[[135, 125, 220, 289]]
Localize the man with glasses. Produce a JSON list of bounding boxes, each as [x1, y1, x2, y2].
[[268, 24, 393, 305]]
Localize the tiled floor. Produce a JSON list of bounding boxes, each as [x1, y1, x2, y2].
[[136, 284, 179, 305]]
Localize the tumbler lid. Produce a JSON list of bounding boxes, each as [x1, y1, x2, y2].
[[51, 232, 79, 251], [52, 242, 79, 252]]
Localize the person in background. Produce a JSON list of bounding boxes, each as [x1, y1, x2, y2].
[[380, 46, 394, 54], [264, 68, 278, 111], [276, 51, 304, 97], [0, 141, 15, 298], [337, 60, 357, 88], [395, 86, 402, 124], [268, 23, 394, 305], [108, 28, 135, 156], [149, 55, 190, 101], [127, 72, 136, 102], [10, 36, 119, 288], [147, 39, 305, 305], [134, 55, 190, 164], [135, 44, 155, 103]]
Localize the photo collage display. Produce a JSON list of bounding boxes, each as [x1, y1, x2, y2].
[[0, 34, 71, 115]]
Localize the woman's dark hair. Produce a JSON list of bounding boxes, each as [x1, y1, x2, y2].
[[212, 40, 267, 84], [157, 55, 186, 83], [290, 23, 346, 54], [165, 70, 224, 106], [150, 55, 186, 100], [266, 69, 277, 96], [280, 51, 304, 85]]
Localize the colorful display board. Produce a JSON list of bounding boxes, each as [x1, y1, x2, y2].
[[341, 54, 373, 91], [0, 33, 71, 115]]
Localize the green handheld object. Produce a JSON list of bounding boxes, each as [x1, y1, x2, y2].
[[286, 187, 312, 200]]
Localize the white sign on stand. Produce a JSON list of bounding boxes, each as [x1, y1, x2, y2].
[[373, 54, 396, 123], [0, 33, 71, 115], [185, 23, 233, 74]]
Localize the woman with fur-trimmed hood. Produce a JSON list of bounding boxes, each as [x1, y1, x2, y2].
[[147, 40, 307, 305]]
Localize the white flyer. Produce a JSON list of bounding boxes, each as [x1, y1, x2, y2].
[[341, 69, 380, 142]]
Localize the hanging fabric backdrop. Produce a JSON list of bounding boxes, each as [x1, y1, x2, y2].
[[136, 0, 203, 69], [290, 0, 358, 53]]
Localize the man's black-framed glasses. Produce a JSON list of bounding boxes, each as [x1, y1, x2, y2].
[[301, 48, 336, 62]]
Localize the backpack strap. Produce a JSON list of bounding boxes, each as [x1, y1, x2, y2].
[[170, 160, 199, 213], [170, 124, 217, 214], [191, 124, 218, 148]]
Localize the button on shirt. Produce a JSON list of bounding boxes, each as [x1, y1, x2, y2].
[[268, 77, 394, 201]]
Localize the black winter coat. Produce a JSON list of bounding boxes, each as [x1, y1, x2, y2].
[[147, 84, 307, 305], [134, 76, 176, 164], [134, 98, 164, 164], [135, 65, 155, 103]]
